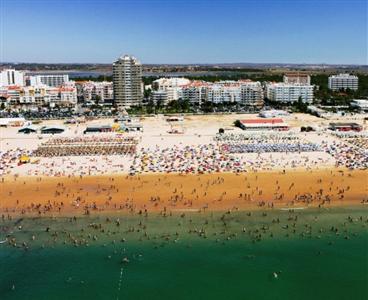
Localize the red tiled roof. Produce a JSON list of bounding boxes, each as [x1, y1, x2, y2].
[[7, 85, 21, 90], [58, 87, 75, 92]]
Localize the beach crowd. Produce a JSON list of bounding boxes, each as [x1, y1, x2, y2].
[[1, 130, 367, 178], [0, 149, 32, 176], [323, 140, 368, 170], [130, 144, 246, 174]]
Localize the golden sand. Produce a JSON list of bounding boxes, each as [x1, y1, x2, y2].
[[1, 168, 367, 216]]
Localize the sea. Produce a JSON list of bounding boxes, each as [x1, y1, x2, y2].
[[1, 207, 367, 300]]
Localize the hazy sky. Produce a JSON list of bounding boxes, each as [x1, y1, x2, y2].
[[1, 0, 367, 64]]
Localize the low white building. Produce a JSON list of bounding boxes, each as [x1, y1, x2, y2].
[[0, 117, 26, 127], [350, 99, 368, 111], [328, 74, 358, 91], [306, 105, 332, 118], [0, 84, 77, 108], [266, 83, 314, 103], [259, 109, 289, 118], [151, 90, 168, 105]]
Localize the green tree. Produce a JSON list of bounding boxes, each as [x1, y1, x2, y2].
[[146, 100, 155, 114], [201, 101, 214, 113], [234, 120, 242, 128], [144, 88, 152, 99], [294, 97, 308, 113], [180, 99, 191, 112]]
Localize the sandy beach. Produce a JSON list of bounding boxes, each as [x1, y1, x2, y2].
[[1, 113, 367, 217], [1, 168, 366, 216]]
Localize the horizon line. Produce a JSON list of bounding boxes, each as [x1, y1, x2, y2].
[[1, 61, 367, 67]]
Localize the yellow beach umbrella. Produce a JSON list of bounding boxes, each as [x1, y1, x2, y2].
[[19, 155, 30, 163]]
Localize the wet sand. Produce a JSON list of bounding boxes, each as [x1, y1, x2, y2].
[[1, 168, 367, 216]]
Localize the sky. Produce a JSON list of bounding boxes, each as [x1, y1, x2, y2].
[[0, 0, 367, 64]]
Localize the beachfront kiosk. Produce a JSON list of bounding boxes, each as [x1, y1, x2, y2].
[[84, 125, 113, 134], [0, 117, 26, 127], [40, 126, 65, 134], [329, 122, 363, 132], [239, 118, 289, 131], [18, 125, 38, 134]]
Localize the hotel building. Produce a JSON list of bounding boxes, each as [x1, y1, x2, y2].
[[30, 74, 70, 87], [179, 80, 263, 107], [113, 55, 143, 108], [328, 74, 358, 91]]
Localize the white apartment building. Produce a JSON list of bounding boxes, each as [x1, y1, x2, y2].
[[94, 82, 113, 101], [0, 69, 25, 86], [328, 74, 358, 91], [152, 77, 191, 102], [30, 74, 70, 87], [76, 81, 113, 102], [58, 87, 78, 105], [207, 83, 241, 103], [266, 83, 314, 103], [240, 81, 264, 107], [179, 80, 263, 107], [179, 81, 210, 104]]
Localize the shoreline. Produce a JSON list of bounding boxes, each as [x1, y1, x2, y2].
[[1, 203, 367, 220], [3, 163, 341, 178]]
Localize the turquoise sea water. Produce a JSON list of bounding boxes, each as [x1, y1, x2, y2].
[[1, 207, 367, 300]]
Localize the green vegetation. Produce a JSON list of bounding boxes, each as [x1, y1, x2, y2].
[[127, 99, 193, 115], [143, 77, 160, 85], [264, 96, 308, 113], [144, 88, 152, 99], [234, 120, 242, 128], [293, 97, 308, 113], [186, 73, 282, 82], [127, 99, 260, 115], [312, 74, 368, 106], [72, 75, 113, 82]]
